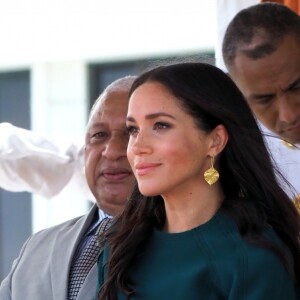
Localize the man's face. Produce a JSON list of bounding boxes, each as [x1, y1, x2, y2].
[[230, 35, 300, 144], [85, 89, 135, 216]]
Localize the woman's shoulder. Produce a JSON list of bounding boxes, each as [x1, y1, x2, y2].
[[195, 212, 298, 298], [192, 211, 291, 274], [200, 211, 288, 263]]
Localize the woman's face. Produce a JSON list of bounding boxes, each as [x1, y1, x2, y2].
[[126, 81, 212, 197]]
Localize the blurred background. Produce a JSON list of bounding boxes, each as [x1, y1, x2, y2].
[[0, 0, 261, 280]]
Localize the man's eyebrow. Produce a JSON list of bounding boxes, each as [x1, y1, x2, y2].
[[249, 76, 300, 101], [90, 121, 106, 127], [285, 76, 300, 91], [249, 93, 274, 101], [127, 112, 176, 122]]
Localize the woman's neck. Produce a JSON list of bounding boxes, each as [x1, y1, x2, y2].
[[162, 184, 224, 233]]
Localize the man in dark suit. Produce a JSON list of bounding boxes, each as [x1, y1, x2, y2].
[[0, 75, 136, 300]]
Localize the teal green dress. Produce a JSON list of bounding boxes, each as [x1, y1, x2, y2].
[[97, 211, 299, 299]]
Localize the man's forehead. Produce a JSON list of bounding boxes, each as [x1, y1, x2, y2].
[[100, 87, 129, 102], [90, 88, 128, 115], [88, 91, 128, 127], [98, 89, 129, 110]]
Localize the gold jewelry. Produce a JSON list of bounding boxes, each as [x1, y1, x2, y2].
[[204, 156, 219, 186], [294, 195, 300, 214]]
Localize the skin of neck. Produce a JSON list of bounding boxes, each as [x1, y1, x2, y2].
[[97, 200, 125, 217], [162, 182, 224, 233]]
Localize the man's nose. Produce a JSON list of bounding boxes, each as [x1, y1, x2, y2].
[[277, 94, 298, 124], [102, 136, 127, 160]]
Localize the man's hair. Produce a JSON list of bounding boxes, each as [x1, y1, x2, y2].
[[222, 3, 300, 69], [89, 75, 137, 118]]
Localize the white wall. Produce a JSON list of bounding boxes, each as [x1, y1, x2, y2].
[[30, 62, 90, 231], [0, 0, 217, 67]]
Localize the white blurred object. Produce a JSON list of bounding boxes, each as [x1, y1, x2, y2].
[[0, 122, 94, 201]]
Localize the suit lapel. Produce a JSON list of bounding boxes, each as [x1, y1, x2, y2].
[[76, 264, 98, 300], [51, 204, 98, 300]]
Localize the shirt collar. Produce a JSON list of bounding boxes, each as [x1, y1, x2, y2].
[[98, 208, 112, 221], [85, 209, 112, 236]]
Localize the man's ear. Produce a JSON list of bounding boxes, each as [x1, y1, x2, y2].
[[208, 124, 228, 156]]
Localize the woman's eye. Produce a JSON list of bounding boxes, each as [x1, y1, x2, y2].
[[153, 122, 170, 130], [127, 126, 138, 136]]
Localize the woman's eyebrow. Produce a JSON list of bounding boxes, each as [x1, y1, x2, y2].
[[127, 112, 175, 122]]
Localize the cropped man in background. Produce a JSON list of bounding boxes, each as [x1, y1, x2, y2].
[[0, 76, 136, 300], [222, 2, 300, 208]]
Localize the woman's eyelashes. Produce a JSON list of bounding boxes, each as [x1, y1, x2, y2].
[[127, 121, 172, 136], [153, 121, 171, 130], [127, 125, 138, 136]]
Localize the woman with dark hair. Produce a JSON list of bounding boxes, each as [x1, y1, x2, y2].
[[96, 63, 300, 299]]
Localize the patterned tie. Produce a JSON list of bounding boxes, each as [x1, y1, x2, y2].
[[68, 217, 111, 300]]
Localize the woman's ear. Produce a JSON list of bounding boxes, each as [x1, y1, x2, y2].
[[208, 124, 228, 155]]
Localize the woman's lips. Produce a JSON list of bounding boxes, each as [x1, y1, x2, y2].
[[135, 163, 161, 176]]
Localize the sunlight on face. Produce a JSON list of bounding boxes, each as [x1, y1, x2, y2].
[[126, 81, 212, 198]]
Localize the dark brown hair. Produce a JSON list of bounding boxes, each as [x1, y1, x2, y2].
[[100, 63, 300, 299]]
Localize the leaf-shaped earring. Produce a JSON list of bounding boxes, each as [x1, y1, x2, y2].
[[204, 156, 219, 186]]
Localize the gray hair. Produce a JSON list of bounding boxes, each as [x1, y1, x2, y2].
[[89, 75, 137, 118]]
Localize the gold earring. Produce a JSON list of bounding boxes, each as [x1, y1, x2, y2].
[[204, 156, 219, 186]]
